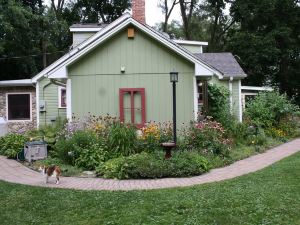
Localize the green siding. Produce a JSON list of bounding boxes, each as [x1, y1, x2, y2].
[[232, 80, 241, 120], [38, 78, 66, 126], [69, 27, 195, 126]]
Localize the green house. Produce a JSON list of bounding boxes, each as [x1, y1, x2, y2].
[[0, 11, 246, 133]]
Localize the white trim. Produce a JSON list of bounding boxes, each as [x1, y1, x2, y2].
[[58, 86, 67, 109], [238, 80, 242, 122], [0, 79, 32, 87], [49, 66, 68, 79], [229, 77, 233, 112], [174, 40, 208, 46], [6, 92, 32, 122], [193, 76, 198, 120], [241, 86, 273, 91], [242, 92, 259, 96], [70, 28, 102, 32], [66, 79, 72, 120], [241, 93, 258, 110], [36, 82, 39, 128]]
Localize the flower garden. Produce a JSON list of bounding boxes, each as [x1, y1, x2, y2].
[[0, 86, 299, 179]]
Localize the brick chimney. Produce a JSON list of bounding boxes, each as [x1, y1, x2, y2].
[[132, 0, 145, 24]]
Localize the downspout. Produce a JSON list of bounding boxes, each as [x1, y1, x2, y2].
[[42, 81, 52, 125]]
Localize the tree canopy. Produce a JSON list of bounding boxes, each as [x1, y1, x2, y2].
[[0, 0, 299, 105]]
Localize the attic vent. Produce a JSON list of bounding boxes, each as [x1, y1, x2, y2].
[[128, 28, 135, 38]]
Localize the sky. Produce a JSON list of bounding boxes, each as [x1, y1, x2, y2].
[[145, 0, 181, 26]]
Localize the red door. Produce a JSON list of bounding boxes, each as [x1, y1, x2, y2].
[[119, 88, 146, 128]]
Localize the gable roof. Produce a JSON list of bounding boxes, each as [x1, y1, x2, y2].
[[194, 53, 247, 78], [32, 14, 227, 82]]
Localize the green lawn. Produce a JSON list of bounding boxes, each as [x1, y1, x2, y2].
[[1, 152, 300, 225]]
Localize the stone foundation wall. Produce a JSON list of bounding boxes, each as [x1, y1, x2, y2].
[[0, 86, 36, 133]]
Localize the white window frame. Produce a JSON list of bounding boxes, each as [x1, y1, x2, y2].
[[58, 86, 67, 109], [6, 92, 32, 122], [242, 92, 258, 110]]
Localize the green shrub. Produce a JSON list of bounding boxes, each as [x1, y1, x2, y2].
[[97, 151, 210, 179], [96, 156, 127, 179], [207, 84, 234, 128], [74, 142, 108, 170], [181, 119, 231, 156], [107, 122, 138, 156], [0, 134, 27, 158], [244, 91, 299, 129], [55, 130, 98, 165]]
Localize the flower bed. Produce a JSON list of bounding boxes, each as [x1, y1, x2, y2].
[[0, 90, 299, 179]]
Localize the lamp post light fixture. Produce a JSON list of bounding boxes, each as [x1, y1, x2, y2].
[[161, 71, 178, 160], [170, 71, 178, 143]]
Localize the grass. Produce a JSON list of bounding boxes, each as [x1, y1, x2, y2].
[[1, 151, 300, 225]]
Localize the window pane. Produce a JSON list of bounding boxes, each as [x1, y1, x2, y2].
[[123, 92, 131, 123], [61, 89, 66, 107], [8, 94, 30, 120], [134, 92, 142, 124]]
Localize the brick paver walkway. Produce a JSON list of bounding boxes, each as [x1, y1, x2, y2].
[[1, 138, 300, 191]]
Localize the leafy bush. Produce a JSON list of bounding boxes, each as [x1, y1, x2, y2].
[[107, 122, 138, 156], [97, 151, 210, 179], [74, 142, 108, 170], [55, 130, 98, 165], [244, 91, 299, 128], [181, 119, 231, 156], [207, 84, 234, 128], [0, 134, 27, 158]]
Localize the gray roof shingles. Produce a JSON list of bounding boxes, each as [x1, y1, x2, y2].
[[194, 53, 247, 78]]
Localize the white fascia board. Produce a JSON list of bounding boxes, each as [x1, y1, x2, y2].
[[31, 13, 131, 83], [195, 64, 223, 79], [0, 79, 32, 86], [174, 40, 208, 46], [48, 65, 68, 79], [241, 86, 273, 91], [70, 28, 102, 32]]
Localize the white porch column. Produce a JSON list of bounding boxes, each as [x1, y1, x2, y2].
[[66, 79, 72, 121]]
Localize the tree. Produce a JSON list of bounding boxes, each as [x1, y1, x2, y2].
[[72, 0, 131, 23], [158, 0, 179, 32], [0, 0, 42, 79], [228, 0, 300, 104], [179, 0, 198, 39]]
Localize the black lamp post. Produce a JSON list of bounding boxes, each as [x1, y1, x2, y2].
[[170, 71, 178, 143]]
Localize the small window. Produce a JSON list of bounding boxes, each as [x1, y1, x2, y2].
[[58, 87, 66, 108], [7, 93, 31, 121]]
